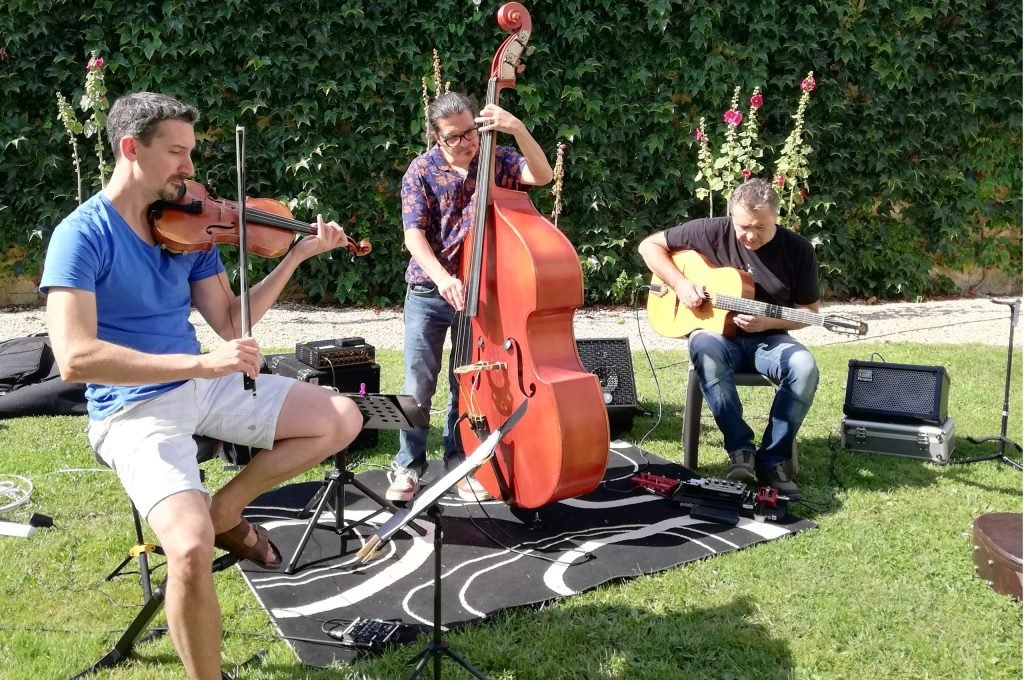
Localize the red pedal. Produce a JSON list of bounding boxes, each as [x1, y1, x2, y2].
[[755, 486, 780, 507], [630, 472, 682, 497]]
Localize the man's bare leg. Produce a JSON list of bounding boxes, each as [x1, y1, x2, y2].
[[147, 490, 222, 680], [210, 385, 362, 533]]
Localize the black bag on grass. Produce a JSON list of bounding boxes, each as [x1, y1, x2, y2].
[[0, 334, 86, 417]]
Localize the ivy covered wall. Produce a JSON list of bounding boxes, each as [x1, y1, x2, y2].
[[0, 0, 1019, 304]]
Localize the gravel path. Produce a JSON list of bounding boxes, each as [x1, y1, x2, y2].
[[2, 297, 1019, 351]]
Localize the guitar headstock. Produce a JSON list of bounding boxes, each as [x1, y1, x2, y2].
[[824, 316, 868, 336]]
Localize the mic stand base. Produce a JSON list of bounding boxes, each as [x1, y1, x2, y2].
[[406, 504, 487, 680]]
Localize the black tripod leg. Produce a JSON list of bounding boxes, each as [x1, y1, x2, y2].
[[71, 582, 167, 679], [297, 482, 330, 519], [439, 647, 490, 679], [405, 504, 487, 680], [285, 477, 337, 575], [350, 477, 427, 536]]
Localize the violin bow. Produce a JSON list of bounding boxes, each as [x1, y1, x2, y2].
[[235, 125, 256, 396]]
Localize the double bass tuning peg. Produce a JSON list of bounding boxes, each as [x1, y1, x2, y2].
[[516, 63, 526, 74]]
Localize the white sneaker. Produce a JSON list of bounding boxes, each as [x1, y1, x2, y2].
[[456, 474, 493, 502], [386, 466, 420, 502]]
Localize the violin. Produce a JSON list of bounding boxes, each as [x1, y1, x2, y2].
[[147, 179, 372, 258]]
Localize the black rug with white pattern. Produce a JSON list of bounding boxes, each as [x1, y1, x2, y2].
[[237, 441, 815, 668]]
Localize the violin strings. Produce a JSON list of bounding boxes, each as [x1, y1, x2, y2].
[[244, 207, 316, 234]]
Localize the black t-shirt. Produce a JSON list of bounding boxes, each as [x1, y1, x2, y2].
[[663, 217, 819, 335]]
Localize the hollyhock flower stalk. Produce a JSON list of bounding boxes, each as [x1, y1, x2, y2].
[[80, 50, 110, 187], [773, 71, 817, 229], [56, 92, 84, 204]]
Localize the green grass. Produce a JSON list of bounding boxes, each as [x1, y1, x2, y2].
[[0, 343, 1020, 679]]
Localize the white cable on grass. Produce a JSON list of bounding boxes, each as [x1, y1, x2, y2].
[[0, 474, 33, 516]]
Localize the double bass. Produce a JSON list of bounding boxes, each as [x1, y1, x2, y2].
[[454, 3, 610, 509]]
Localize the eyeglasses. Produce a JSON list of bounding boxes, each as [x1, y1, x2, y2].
[[440, 125, 480, 148]]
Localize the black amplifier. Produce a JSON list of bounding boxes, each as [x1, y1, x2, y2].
[[295, 337, 375, 371], [269, 354, 380, 451], [844, 360, 950, 425]]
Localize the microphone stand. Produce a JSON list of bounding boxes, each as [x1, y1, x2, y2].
[[951, 298, 1022, 471]]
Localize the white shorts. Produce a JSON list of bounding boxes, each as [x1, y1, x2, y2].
[[89, 373, 295, 519]]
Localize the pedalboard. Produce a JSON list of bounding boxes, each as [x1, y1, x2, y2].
[[630, 472, 789, 524], [329, 617, 404, 649], [295, 336, 375, 370]]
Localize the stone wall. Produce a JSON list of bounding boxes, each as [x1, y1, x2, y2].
[[0, 274, 42, 307]]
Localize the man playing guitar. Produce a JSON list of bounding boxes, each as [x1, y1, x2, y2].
[[638, 178, 819, 499]]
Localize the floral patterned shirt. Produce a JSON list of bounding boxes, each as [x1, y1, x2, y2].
[[401, 144, 528, 284]]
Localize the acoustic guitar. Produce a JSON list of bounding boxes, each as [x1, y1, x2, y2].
[[647, 250, 867, 338]]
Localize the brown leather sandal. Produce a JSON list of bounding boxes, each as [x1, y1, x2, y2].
[[214, 517, 282, 570]]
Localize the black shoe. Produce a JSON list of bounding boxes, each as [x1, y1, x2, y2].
[[726, 450, 757, 483], [756, 463, 801, 500]]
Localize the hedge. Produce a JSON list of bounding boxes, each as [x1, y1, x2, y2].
[[0, 0, 1019, 304]]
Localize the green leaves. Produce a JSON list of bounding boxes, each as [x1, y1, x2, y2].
[[0, 0, 1019, 302]]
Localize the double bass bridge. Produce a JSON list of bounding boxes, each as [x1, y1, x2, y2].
[[454, 360, 508, 376]]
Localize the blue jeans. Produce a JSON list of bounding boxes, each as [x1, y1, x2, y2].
[[688, 331, 819, 469], [395, 283, 464, 472]]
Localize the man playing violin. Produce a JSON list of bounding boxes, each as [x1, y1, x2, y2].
[[388, 91, 553, 503], [638, 178, 819, 500], [40, 91, 364, 679]]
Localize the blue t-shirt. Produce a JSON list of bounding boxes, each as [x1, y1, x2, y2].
[[39, 191, 225, 420]]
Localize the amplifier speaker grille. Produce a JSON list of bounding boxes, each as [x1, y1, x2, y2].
[[843, 360, 950, 424], [576, 338, 639, 436]]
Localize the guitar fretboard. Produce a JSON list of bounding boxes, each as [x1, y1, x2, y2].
[[712, 293, 824, 327]]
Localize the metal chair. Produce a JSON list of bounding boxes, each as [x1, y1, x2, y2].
[[682, 366, 799, 476]]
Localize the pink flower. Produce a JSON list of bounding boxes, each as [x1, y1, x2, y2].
[[749, 93, 763, 109], [723, 109, 742, 126], [775, 175, 786, 187], [799, 188, 808, 198], [801, 76, 815, 93], [694, 128, 703, 141], [742, 169, 752, 179]]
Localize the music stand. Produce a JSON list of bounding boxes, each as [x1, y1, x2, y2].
[[357, 400, 527, 680], [284, 393, 430, 574], [951, 298, 1023, 472]]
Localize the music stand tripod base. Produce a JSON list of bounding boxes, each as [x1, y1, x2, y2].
[[285, 393, 430, 574], [357, 400, 528, 680]]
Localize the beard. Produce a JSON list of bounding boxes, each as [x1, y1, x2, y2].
[[158, 178, 187, 203]]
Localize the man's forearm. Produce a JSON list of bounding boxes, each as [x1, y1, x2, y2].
[[511, 127, 553, 186], [56, 337, 204, 386]]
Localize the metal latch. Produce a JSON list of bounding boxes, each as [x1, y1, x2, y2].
[[917, 432, 930, 451], [855, 426, 867, 444]]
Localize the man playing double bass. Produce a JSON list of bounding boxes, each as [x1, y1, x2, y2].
[[40, 91, 364, 679], [387, 91, 553, 503], [638, 179, 819, 499]]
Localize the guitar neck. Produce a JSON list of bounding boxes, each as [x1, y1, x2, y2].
[[713, 293, 823, 327]]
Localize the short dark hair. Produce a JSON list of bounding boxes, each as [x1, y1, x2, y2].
[[729, 178, 780, 215], [426, 92, 477, 136], [106, 92, 199, 157]]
